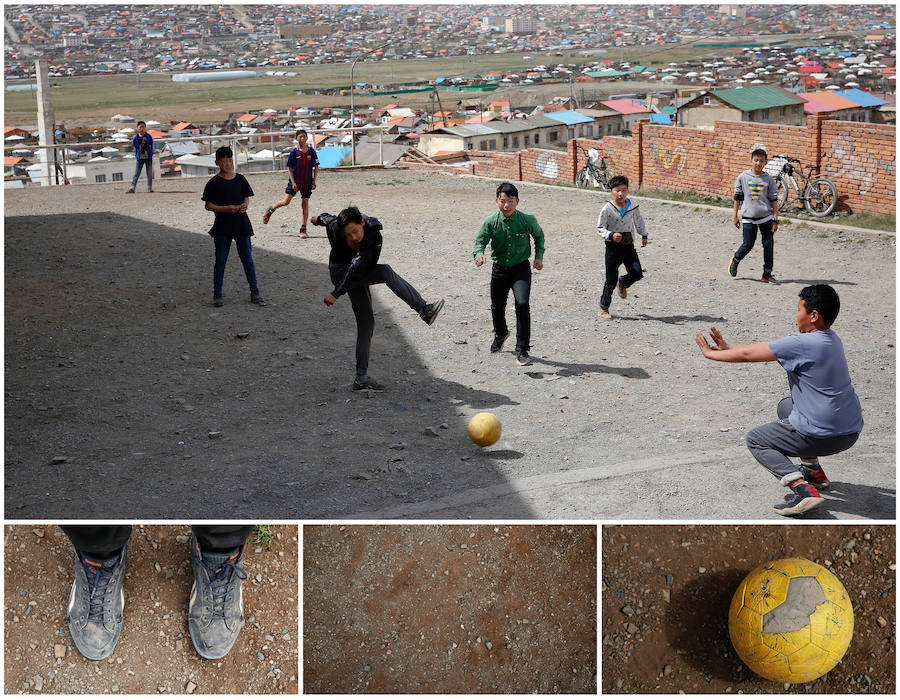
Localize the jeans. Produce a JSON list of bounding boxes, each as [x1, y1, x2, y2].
[[130, 158, 153, 189], [746, 398, 860, 485], [330, 263, 426, 377], [734, 220, 774, 276], [490, 261, 532, 352], [600, 244, 643, 309], [61, 525, 254, 555], [213, 235, 258, 296]]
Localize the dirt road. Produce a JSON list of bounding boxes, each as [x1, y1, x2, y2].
[[4, 169, 895, 520]]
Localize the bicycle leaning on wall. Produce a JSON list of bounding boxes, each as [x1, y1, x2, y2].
[[575, 145, 616, 191], [765, 155, 839, 217]]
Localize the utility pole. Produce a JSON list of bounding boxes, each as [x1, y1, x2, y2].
[[35, 58, 55, 186], [350, 42, 389, 166]]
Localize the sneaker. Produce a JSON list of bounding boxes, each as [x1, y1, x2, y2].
[[800, 464, 830, 489], [774, 482, 824, 516], [353, 375, 385, 391], [213, 295, 224, 307], [66, 546, 128, 660], [421, 299, 444, 326], [761, 275, 779, 284], [188, 537, 248, 660], [126, 188, 135, 194], [515, 348, 532, 366], [262, 207, 275, 225], [250, 291, 265, 306], [728, 257, 739, 277], [597, 307, 612, 320], [299, 225, 308, 239], [490, 331, 509, 353], [148, 187, 153, 193], [617, 279, 627, 299]]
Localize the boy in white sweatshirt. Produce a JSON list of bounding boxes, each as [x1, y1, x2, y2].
[[596, 175, 649, 319]]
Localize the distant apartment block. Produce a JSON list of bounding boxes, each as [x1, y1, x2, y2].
[[276, 23, 330, 39], [505, 18, 541, 34]]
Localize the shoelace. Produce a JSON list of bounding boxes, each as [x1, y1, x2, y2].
[[83, 557, 117, 622], [205, 554, 248, 618]]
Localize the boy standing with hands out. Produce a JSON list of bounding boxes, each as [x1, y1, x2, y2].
[[596, 175, 649, 320]]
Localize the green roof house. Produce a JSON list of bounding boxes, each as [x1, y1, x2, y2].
[[677, 85, 807, 129]]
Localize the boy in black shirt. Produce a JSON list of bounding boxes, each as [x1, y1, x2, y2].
[[312, 206, 443, 390], [201, 146, 264, 306]]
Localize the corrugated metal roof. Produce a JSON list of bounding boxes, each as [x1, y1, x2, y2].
[[649, 113, 672, 124], [711, 85, 806, 111], [601, 99, 651, 115], [544, 109, 593, 125], [835, 88, 888, 107], [798, 91, 859, 111]]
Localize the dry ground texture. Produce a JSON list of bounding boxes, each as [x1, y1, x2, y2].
[[3, 524, 298, 694], [303, 524, 596, 693], [602, 524, 895, 694], [4, 169, 895, 520]]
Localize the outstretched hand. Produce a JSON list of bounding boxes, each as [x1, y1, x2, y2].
[[709, 327, 730, 350], [695, 326, 729, 359]]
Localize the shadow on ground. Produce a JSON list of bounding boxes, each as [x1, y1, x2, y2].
[[5, 214, 532, 519]]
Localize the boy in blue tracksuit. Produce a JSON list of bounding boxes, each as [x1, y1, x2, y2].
[[127, 121, 154, 193]]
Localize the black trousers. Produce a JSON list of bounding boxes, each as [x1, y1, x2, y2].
[[600, 243, 643, 309], [490, 261, 532, 351], [60, 525, 254, 555]]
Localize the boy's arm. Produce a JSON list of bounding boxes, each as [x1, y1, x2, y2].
[[695, 327, 777, 363], [632, 208, 649, 240], [531, 216, 545, 261], [596, 206, 615, 241], [312, 164, 319, 189], [473, 217, 492, 260]]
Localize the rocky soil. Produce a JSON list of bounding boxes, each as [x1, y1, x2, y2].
[[602, 524, 895, 694], [4, 169, 895, 520]]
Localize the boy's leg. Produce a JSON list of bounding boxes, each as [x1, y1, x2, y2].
[[213, 235, 232, 299], [619, 246, 644, 288], [348, 286, 375, 379], [733, 222, 758, 262], [144, 159, 153, 190], [300, 196, 310, 236], [490, 264, 514, 340], [128, 159, 142, 190], [61, 526, 133, 555], [759, 221, 775, 278], [746, 420, 860, 485], [363, 264, 427, 314], [233, 235, 259, 294], [509, 261, 532, 351], [263, 193, 292, 224], [600, 245, 622, 310]]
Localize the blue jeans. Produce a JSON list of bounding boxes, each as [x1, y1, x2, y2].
[[213, 235, 258, 296], [734, 220, 774, 276], [130, 158, 152, 189]]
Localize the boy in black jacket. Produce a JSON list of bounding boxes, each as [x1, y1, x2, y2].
[[312, 206, 444, 390]]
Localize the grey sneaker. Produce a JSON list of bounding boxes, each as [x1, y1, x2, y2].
[[250, 291, 266, 306], [490, 331, 509, 353], [66, 545, 128, 660], [188, 537, 248, 660], [728, 257, 739, 277], [515, 348, 532, 366], [126, 188, 135, 194], [352, 375, 385, 391], [421, 298, 444, 326]]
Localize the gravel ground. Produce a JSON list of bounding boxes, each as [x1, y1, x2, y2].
[[4, 169, 895, 520], [303, 524, 596, 693], [601, 524, 896, 694], [3, 524, 298, 695]]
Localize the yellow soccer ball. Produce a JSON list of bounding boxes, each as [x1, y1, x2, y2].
[[467, 412, 501, 447], [728, 557, 853, 684]]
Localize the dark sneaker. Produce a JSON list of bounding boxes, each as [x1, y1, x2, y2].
[[515, 349, 532, 366], [250, 291, 265, 306], [148, 188, 153, 193], [761, 275, 779, 284], [126, 188, 135, 194], [299, 225, 308, 239], [490, 331, 509, 353], [66, 546, 128, 660], [421, 299, 444, 326], [353, 375, 385, 391], [800, 464, 830, 489], [617, 278, 627, 299], [213, 295, 224, 307], [774, 482, 824, 516], [263, 207, 275, 225], [188, 537, 248, 660], [728, 257, 739, 277]]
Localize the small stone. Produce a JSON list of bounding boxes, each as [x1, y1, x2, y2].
[[877, 616, 887, 627], [54, 644, 67, 658], [621, 605, 635, 616], [208, 431, 223, 439], [698, 567, 707, 573], [257, 652, 265, 661], [363, 664, 371, 672], [353, 473, 373, 480], [176, 640, 183, 652], [662, 589, 671, 603], [422, 427, 439, 437], [663, 665, 672, 676], [32, 528, 44, 538], [186, 681, 197, 694], [626, 623, 638, 634], [33, 676, 44, 692], [51, 456, 70, 464], [843, 539, 856, 550], [235, 332, 250, 339], [485, 641, 492, 650]]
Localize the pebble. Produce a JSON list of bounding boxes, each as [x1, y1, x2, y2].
[[257, 652, 265, 661], [186, 681, 197, 694], [662, 589, 671, 603], [51, 456, 70, 464], [363, 664, 371, 672], [485, 641, 492, 650], [621, 605, 635, 616], [32, 528, 44, 538], [698, 567, 707, 573], [176, 640, 183, 651], [33, 676, 44, 692], [877, 616, 887, 627], [663, 665, 672, 676], [208, 431, 222, 439], [54, 644, 67, 658], [422, 427, 439, 437], [626, 623, 638, 634]]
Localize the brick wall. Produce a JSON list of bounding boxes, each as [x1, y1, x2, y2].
[[400, 117, 895, 215]]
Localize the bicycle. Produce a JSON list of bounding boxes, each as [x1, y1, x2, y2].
[[575, 145, 615, 190], [766, 155, 838, 217]]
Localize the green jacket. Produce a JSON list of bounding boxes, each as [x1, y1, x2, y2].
[[473, 210, 545, 266]]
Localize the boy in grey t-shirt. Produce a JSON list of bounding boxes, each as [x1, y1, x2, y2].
[[728, 148, 780, 283], [695, 285, 862, 516]]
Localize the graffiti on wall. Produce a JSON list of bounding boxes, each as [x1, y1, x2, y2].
[[650, 143, 686, 176], [826, 134, 895, 196], [702, 143, 728, 191], [534, 152, 560, 180]]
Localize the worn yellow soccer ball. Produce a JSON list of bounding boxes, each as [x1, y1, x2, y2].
[[467, 412, 501, 447], [728, 557, 853, 684]]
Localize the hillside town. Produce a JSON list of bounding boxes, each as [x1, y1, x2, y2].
[[4, 4, 895, 187]]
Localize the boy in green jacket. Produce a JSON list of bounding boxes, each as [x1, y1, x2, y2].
[[474, 182, 545, 366]]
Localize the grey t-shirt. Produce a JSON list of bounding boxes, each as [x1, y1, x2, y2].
[[734, 169, 779, 222], [768, 329, 863, 437]]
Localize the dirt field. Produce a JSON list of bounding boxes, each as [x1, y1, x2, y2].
[[3, 524, 298, 695], [4, 168, 895, 520], [601, 524, 896, 694], [303, 524, 596, 693]]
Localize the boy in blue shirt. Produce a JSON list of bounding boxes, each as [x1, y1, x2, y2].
[[126, 120, 154, 193], [263, 129, 319, 238], [696, 284, 863, 516]]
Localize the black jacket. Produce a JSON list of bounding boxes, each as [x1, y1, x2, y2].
[[316, 212, 383, 297]]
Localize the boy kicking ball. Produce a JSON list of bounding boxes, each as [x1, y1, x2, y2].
[[695, 284, 863, 516]]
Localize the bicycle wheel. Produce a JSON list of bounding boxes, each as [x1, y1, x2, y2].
[[575, 167, 593, 189], [775, 176, 790, 212], [803, 178, 837, 217]]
